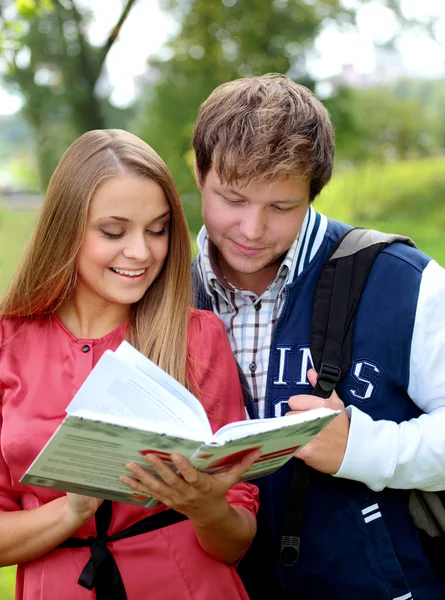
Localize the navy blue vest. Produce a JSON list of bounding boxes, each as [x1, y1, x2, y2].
[[193, 219, 444, 600]]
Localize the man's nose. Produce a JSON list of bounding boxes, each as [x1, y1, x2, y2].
[[238, 209, 266, 241]]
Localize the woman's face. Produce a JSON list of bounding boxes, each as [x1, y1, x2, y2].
[[76, 175, 171, 309]]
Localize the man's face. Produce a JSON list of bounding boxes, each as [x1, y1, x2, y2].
[[200, 167, 310, 293]]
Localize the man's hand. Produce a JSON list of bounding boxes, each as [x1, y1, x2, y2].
[[287, 369, 350, 474]]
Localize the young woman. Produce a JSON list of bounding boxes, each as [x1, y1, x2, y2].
[[0, 129, 259, 600]]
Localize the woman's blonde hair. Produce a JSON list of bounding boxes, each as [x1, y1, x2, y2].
[[0, 129, 192, 387]]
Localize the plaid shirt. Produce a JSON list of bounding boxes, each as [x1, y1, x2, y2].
[[197, 207, 327, 417]]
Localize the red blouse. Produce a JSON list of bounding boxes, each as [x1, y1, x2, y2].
[[0, 309, 258, 600]]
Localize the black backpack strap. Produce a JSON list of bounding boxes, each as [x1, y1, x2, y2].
[[279, 460, 310, 566], [58, 500, 188, 599], [280, 228, 415, 567], [312, 228, 415, 396]]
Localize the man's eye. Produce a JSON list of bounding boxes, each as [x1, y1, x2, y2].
[[273, 205, 292, 212], [101, 230, 124, 239]]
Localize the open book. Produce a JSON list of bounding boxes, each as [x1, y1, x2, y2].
[[21, 341, 338, 507]]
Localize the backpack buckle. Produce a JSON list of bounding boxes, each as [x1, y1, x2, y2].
[[317, 363, 341, 393], [280, 535, 300, 566]]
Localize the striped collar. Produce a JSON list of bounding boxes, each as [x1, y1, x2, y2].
[[197, 206, 328, 298]]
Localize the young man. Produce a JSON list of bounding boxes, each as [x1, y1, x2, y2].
[[191, 74, 445, 600]]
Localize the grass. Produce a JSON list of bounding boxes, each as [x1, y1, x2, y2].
[[0, 208, 36, 293], [0, 207, 34, 599], [0, 566, 16, 599], [0, 156, 444, 594], [316, 156, 445, 266]]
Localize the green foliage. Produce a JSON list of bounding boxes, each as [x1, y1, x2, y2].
[[0, 565, 16, 599], [326, 80, 445, 165], [0, 0, 137, 188], [0, 206, 36, 291], [15, 0, 53, 17], [4, 155, 40, 190], [133, 0, 444, 222], [134, 0, 357, 203], [0, 113, 32, 159], [316, 156, 445, 265]]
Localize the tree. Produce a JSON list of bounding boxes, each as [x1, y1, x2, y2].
[[134, 0, 434, 233], [0, 0, 137, 187], [326, 80, 445, 166], [136, 0, 352, 209]]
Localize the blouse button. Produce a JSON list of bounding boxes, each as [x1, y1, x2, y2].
[[249, 362, 257, 373], [82, 345, 90, 353]]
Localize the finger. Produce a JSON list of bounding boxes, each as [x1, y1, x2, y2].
[[216, 449, 262, 486], [285, 410, 303, 417], [170, 454, 202, 487], [144, 454, 187, 489], [307, 368, 318, 388], [123, 462, 174, 500], [288, 394, 324, 411], [120, 471, 174, 506], [120, 473, 163, 502]]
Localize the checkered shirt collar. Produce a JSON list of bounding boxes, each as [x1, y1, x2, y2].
[[197, 206, 322, 302]]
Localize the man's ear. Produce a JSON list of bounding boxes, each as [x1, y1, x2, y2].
[[194, 160, 203, 190]]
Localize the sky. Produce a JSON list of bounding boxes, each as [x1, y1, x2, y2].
[[0, 0, 444, 115]]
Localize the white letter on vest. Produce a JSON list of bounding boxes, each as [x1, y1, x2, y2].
[[295, 347, 314, 385], [349, 360, 381, 400], [274, 400, 289, 418], [273, 346, 292, 385]]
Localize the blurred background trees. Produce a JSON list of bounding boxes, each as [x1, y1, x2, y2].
[[0, 0, 444, 250], [2, 0, 444, 194], [0, 0, 136, 186]]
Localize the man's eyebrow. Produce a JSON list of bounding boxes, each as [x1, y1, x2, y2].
[[272, 198, 307, 205], [213, 187, 307, 205], [213, 186, 247, 199]]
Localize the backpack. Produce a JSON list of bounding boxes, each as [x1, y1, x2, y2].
[[280, 227, 445, 579]]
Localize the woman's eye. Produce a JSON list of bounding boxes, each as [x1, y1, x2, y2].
[[101, 230, 125, 239], [148, 229, 168, 237]]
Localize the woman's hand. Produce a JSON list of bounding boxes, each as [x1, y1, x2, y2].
[[0, 495, 105, 567], [121, 450, 260, 527], [65, 493, 104, 526]]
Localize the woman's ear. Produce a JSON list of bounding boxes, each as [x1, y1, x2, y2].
[[194, 160, 203, 191]]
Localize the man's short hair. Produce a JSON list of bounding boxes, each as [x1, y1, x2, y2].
[[193, 73, 335, 200]]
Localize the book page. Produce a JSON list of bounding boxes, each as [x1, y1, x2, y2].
[[21, 415, 204, 506], [66, 351, 208, 431], [115, 341, 209, 426], [213, 407, 337, 443], [70, 409, 207, 440], [191, 408, 338, 480]]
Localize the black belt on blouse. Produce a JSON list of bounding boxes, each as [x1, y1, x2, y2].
[[58, 500, 188, 600]]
